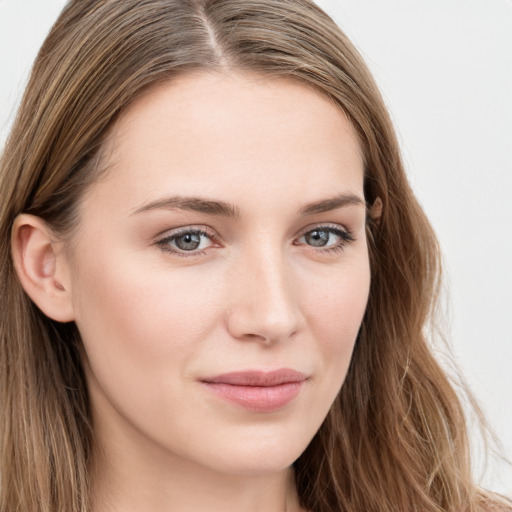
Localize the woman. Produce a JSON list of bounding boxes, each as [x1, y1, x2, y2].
[[0, 1, 509, 511]]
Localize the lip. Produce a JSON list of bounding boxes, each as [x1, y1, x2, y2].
[[200, 369, 307, 412]]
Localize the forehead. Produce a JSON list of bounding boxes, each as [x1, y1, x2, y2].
[[87, 71, 365, 214]]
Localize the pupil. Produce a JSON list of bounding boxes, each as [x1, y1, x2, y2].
[[306, 230, 329, 247], [176, 233, 201, 251]]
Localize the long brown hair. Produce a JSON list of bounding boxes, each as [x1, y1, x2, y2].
[[0, 1, 509, 511]]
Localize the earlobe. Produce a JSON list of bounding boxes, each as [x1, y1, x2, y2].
[[11, 214, 75, 322]]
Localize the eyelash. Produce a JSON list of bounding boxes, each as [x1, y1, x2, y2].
[[295, 225, 355, 254], [156, 227, 215, 257], [155, 225, 355, 257]]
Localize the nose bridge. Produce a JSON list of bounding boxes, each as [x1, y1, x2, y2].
[[226, 239, 303, 343]]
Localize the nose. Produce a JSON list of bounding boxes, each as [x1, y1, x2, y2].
[[226, 246, 304, 345]]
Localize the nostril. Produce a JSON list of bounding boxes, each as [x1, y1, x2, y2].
[[225, 303, 303, 345], [225, 256, 304, 343]]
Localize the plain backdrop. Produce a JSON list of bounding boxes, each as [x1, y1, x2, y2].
[[1, 0, 511, 495]]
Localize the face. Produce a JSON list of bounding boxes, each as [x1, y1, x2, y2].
[[66, 72, 370, 476]]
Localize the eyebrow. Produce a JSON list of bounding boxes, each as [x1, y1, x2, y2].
[[298, 193, 365, 215], [131, 196, 241, 218], [131, 192, 365, 218]]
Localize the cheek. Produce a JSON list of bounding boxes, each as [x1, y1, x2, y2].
[[70, 252, 229, 449], [73, 255, 220, 354], [305, 257, 370, 345], [70, 252, 225, 417], [301, 256, 370, 394]]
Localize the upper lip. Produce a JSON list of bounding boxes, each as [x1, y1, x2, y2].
[[201, 369, 307, 387]]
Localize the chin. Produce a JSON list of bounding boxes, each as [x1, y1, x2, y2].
[[195, 434, 309, 477]]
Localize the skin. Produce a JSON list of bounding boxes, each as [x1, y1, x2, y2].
[[14, 71, 371, 512]]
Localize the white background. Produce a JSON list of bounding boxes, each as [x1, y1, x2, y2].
[[1, 0, 511, 495]]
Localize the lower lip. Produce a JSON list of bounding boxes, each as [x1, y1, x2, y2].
[[202, 381, 304, 412]]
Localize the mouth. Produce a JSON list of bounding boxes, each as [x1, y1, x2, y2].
[[200, 369, 307, 412]]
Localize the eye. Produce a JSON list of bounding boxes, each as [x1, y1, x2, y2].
[[296, 225, 355, 252], [156, 228, 215, 255]]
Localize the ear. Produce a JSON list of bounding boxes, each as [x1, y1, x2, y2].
[[11, 214, 75, 322], [369, 197, 383, 226]]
